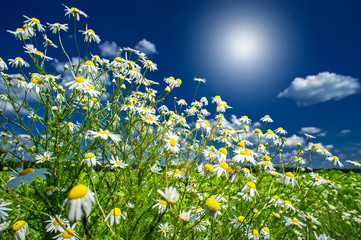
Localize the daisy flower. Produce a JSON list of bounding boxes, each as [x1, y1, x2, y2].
[[152, 200, 168, 214], [105, 208, 127, 225], [23, 16, 45, 32], [232, 149, 256, 165], [264, 129, 278, 141], [80, 26, 101, 44], [35, 151, 56, 164], [47, 22, 69, 34], [67, 184, 95, 221], [164, 132, 180, 154], [230, 215, 247, 228], [142, 114, 160, 125], [109, 156, 128, 169], [260, 115, 273, 122], [203, 164, 214, 177], [326, 156, 344, 167], [248, 229, 261, 240], [13, 221, 29, 240], [87, 129, 121, 143], [54, 223, 79, 240], [204, 197, 220, 218], [194, 77, 206, 83], [63, 5, 88, 21], [5, 168, 50, 190], [282, 200, 297, 212], [261, 227, 271, 239], [268, 195, 284, 207], [157, 186, 179, 204], [275, 127, 287, 135], [45, 215, 69, 233], [81, 60, 98, 75], [280, 172, 298, 188], [213, 162, 229, 177], [7, 28, 28, 40], [43, 34, 58, 48], [241, 182, 259, 198], [65, 76, 92, 91], [8, 57, 30, 68], [158, 222, 172, 238], [179, 210, 192, 222], [0, 221, 10, 233], [82, 152, 100, 167], [150, 164, 162, 174], [0, 199, 12, 221], [346, 160, 361, 167], [284, 217, 306, 228], [0, 57, 8, 71], [212, 95, 222, 104]]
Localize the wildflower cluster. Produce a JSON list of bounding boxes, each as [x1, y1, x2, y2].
[[0, 5, 360, 240]]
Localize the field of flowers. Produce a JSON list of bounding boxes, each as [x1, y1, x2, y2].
[[1, 6, 361, 240]]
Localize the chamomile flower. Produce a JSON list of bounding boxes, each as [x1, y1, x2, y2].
[[109, 156, 128, 169], [179, 210, 192, 222], [152, 200, 168, 214], [5, 168, 50, 190], [7, 28, 28, 40], [43, 34, 58, 48], [105, 208, 127, 225], [80, 26, 101, 43], [326, 156, 344, 167], [157, 186, 179, 204], [0, 199, 12, 221], [194, 77, 206, 83], [23, 16, 45, 32], [232, 149, 256, 165], [212, 95, 222, 104], [248, 229, 261, 240], [64, 5, 88, 21], [213, 162, 229, 177], [204, 197, 220, 218], [45, 215, 69, 233], [13, 221, 29, 240], [261, 227, 271, 239], [35, 151, 56, 164], [150, 164, 162, 174], [264, 129, 278, 141], [164, 132, 180, 154], [260, 115, 273, 122], [284, 217, 306, 228], [67, 184, 95, 221], [65, 76, 91, 91], [8, 57, 30, 68], [0, 57, 8, 71], [239, 115, 251, 124], [275, 127, 287, 135], [241, 182, 259, 198], [282, 200, 297, 212], [203, 164, 214, 177], [158, 222, 172, 238], [81, 60, 98, 74], [47, 23, 69, 34], [82, 152, 100, 167], [230, 215, 247, 228], [280, 172, 298, 188], [346, 160, 361, 167], [54, 223, 79, 240], [87, 129, 121, 143], [0, 221, 10, 233]]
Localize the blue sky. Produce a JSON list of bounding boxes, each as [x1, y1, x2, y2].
[[1, 0, 361, 167]]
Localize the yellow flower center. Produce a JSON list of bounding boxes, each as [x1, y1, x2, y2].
[[273, 195, 280, 200], [241, 150, 250, 156], [204, 164, 214, 171], [111, 208, 122, 216], [237, 216, 245, 223], [75, 77, 86, 83], [315, 175, 321, 180], [42, 156, 50, 161], [71, 7, 80, 12], [219, 148, 227, 156], [68, 184, 89, 200], [176, 79, 182, 84], [159, 200, 167, 206], [19, 168, 34, 176], [263, 227, 270, 233], [267, 129, 274, 134], [208, 152, 214, 156], [247, 182, 256, 189], [62, 228, 75, 238], [253, 230, 259, 235], [219, 162, 228, 170], [291, 219, 299, 224], [285, 172, 295, 178], [264, 161, 270, 166], [254, 129, 262, 134], [46, 186, 55, 191], [85, 60, 94, 65], [35, 50, 44, 56], [53, 218, 63, 225], [206, 197, 220, 210], [32, 77, 44, 85], [13, 221, 26, 232], [264, 115, 270, 118], [170, 138, 177, 147], [264, 156, 270, 161], [115, 161, 123, 166], [86, 84, 94, 90], [332, 156, 339, 161], [237, 142, 245, 148], [15, 57, 24, 61], [31, 17, 40, 24], [162, 226, 168, 232], [285, 200, 292, 205], [98, 131, 111, 135], [85, 153, 95, 159], [173, 169, 182, 174], [204, 120, 210, 127]]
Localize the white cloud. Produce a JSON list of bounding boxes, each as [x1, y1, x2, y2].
[[338, 129, 351, 136], [278, 72, 360, 106], [134, 39, 158, 55], [98, 41, 120, 58], [283, 134, 305, 148], [298, 127, 326, 137]]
